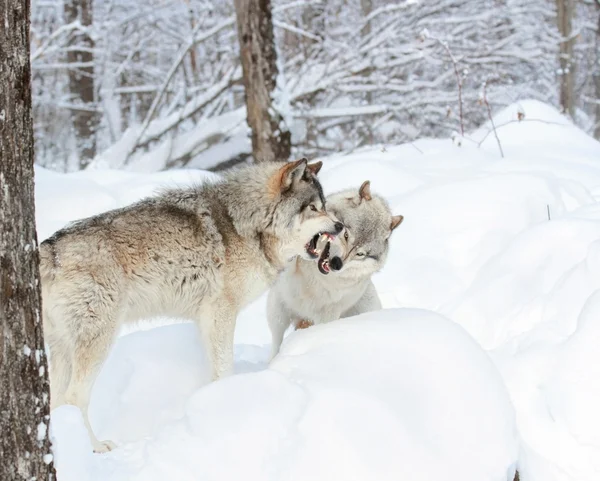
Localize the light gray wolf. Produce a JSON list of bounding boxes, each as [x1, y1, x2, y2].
[[267, 181, 403, 359], [40, 158, 343, 452]]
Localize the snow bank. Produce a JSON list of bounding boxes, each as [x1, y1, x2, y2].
[[51, 310, 517, 481], [37, 100, 600, 481]]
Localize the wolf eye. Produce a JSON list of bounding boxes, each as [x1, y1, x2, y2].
[[356, 251, 366, 257], [344, 231, 349, 241], [309, 204, 318, 212]]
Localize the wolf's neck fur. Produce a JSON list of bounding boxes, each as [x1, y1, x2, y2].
[[200, 168, 287, 272], [209, 166, 276, 237]]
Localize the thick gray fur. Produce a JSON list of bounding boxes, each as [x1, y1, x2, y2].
[[40, 159, 339, 452]]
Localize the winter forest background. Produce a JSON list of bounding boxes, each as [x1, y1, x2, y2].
[[32, 0, 600, 173]]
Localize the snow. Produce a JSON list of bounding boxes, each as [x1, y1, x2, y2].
[[37, 421, 48, 441], [50, 311, 517, 481], [85, 105, 249, 173], [38, 100, 600, 481]]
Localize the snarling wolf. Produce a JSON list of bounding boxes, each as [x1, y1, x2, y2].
[[267, 181, 403, 359], [40, 159, 343, 452]]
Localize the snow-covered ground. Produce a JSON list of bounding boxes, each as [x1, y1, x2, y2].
[[38, 100, 600, 481]]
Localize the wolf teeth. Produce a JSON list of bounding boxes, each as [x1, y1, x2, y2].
[[315, 234, 330, 253]]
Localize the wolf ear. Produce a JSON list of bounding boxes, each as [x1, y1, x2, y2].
[[279, 158, 308, 191], [390, 215, 404, 231], [306, 161, 323, 176], [359, 180, 372, 202]]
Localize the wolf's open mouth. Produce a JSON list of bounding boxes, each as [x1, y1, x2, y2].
[[305, 232, 335, 259], [317, 241, 331, 274], [305, 232, 343, 274]]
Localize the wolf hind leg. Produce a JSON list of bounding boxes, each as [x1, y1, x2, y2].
[[63, 307, 120, 453], [47, 333, 73, 409]]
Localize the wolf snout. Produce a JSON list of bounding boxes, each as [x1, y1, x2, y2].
[[334, 222, 344, 234]]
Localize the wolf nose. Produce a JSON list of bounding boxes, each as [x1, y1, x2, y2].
[[334, 222, 344, 233], [330, 256, 343, 271]]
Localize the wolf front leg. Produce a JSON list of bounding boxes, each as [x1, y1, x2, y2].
[[341, 281, 382, 319], [199, 303, 237, 381], [266, 289, 296, 361]]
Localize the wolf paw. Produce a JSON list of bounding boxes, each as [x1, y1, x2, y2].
[[93, 439, 117, 453], [295, 319, 314, 330]]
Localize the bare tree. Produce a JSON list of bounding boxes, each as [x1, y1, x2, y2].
[[594, 2, 600, 139], [361, 0, 373, 36], [65, 0, 97, 168], [557, 0, 576, 117], [361, 0, 374, 145], [32, 0, 586, 169], [0, 0, 55, 479], [235, 0, 291, 163]]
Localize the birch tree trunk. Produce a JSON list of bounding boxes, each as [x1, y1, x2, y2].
[[0, 0, 55, 478], [234, 0, 291, 163], [65, 0, 97, 168]]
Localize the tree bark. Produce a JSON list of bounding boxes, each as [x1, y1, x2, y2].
[[0, 1, 55, 479], [361, 0, 373, 36], [594, 7, 600, 140], [65, 0, 97, 168], [234, 0, 291, 163], [556, 0, 576, 118], [361, 0, 374, 144], [594, 70, 600, 140]]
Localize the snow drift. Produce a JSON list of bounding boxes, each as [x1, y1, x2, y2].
[[51, 310, 517, 481], [37, 100, 600, 481]]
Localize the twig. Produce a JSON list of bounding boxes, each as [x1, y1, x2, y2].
[[425, 32, 465, 136], [481, 80, 504, 158], [273, 20, 323, 42], [476, 118, 566, 146], [135, 68, 240, 150], [409, 142, 424, 154], [123, 18, 236, 165], [31, 21, 86, 62]]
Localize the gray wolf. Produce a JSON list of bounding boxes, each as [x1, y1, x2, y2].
[[267, 181, 403, 359], [40, 158, 343, 452]]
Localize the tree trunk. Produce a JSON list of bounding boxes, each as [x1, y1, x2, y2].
[[556, 0, 576, 118], [234, 0, 291, 163], [361, 0, 373, 36], [361, 0, 374, 145], [594, 8, 600, 140], [65, 0, 97, 168], [0, 1, 55, 480], [594, 71, 600, 140]]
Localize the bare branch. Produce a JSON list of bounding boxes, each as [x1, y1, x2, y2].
[[476, 118, 567, 147], [424, 32, 465, 136], [480, 80, 504, 158], [124, 17, 236, 164]]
